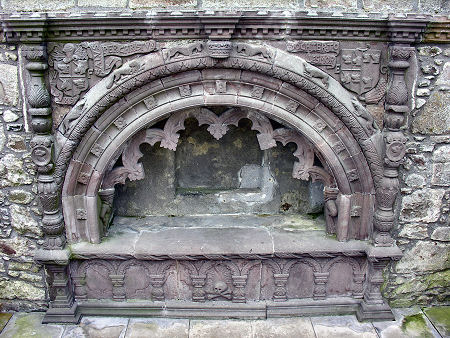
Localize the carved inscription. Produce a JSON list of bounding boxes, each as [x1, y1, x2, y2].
[[287, 41, 339, 68]]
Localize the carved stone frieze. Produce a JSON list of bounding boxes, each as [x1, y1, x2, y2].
[[48, 41, 158, 105]]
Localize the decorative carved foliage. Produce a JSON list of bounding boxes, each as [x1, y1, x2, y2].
[[48, 41, 158, 104], [102, 108, 335, 190]]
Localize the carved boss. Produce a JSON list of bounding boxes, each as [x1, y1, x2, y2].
[[48, 41, 158, 105]]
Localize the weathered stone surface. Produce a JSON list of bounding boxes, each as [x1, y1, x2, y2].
[[0, 64, 18, 107], [0, 122, 4, 153], [311, 315, 378, 338], [398, 223, 429, 240], [0, 312, 63, 338], [430, 227, 450, 241], [125, 318, 189, 338], [412, 91, 450, 135], [0, 313, 13, 333], [252, 318, 315, 337], [190, 320, 252, 338], [0, 237, 36, 258], [63, 316, 128, 338], [2, 110, 19, 123], [2, 0, 74, 10], [7, 190, 33, 204], [395, 241, 450, 273], [10, 205, 42, 238], [130, 0, 196, 8], [399, 188, 445, 223], [8, 261, 40, 272], [404, 173, 426, 189], [0, 154, 32, 188], [78, 0, 127, 6], [373, 308, 442, 338], [0, 278, 45, 300], [423, 306, 450, 337], [6, 135, 27, 152]]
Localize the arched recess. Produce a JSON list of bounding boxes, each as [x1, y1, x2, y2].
[[55, 42, 384, 244]]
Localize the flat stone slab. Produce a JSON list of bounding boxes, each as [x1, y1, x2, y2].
[[0, 312, 64, 338], [372, 307, 442, 338], [311, 315, 378, 338], [70, 214, 378, 258], [125, 318, 189, 338], [63, 316, 129, 338], [0, 313, 12, 334], [423, 306, 450, 337]]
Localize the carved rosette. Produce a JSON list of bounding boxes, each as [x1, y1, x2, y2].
[[23, 45, 65, 250], [374, 46, 413, 247]]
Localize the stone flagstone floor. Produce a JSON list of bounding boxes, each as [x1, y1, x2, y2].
[[0, 306, 448, 338]]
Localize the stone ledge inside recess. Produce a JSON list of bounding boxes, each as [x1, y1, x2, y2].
[[67, 214, 390, 258]]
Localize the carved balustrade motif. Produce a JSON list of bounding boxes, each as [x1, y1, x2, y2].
[[70, 256, 365, 303]]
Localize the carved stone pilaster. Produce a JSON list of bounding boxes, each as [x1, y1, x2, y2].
[[72, 276, 87, 300], [374, 46, 413, 246], [191, 275, 207, 302], [273, 273, 289, 302], [110, 274, 126, 301], [23, 45, 65, 250], [150, 274, 166, 301], [356, 258, 393, 321], [352, 272, 366, 299], [313, 272, 329, 300], [231, 275, 247, 303]]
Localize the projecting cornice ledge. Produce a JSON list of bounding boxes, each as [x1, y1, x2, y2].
[[0, 11, 445, 44]]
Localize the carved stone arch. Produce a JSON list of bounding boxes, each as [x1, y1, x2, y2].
[[323, 256, 361, 274], [57, 42, 383, 244]]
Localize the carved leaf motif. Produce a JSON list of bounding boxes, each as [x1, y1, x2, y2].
[[272, 128, 315, 180]]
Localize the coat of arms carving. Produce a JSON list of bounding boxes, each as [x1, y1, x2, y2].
[[48, 41, 158, 105], [339, 45, 382, 96]]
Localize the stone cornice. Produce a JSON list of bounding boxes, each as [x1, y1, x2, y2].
[[423, 16, 450, 43], [0, 11, 439, 44]]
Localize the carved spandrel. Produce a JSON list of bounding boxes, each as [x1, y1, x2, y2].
[[48, 41, 158, 105]]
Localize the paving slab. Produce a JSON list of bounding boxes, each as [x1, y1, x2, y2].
[[372, 307, 441, 338], [62, 316, 129, 338], [125, 318, 189, 338], [0, 313, 13, 334], [423, 306, 450, 337], [0, 312, 64, 338], [189, 319, 253, 338], [311, 314, 378, 338], [252, 317, 316, 338]]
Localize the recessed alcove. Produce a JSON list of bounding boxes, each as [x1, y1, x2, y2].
[[112, 107, 324, 220]]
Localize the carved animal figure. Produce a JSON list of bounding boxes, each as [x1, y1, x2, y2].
[[165, 42, 204, 60], [303, 64, 329, 88], [106, 60, 143, 89], [62, 97, 86, 134], [351, 98, 379, 132], [235, 44, 273, 60]]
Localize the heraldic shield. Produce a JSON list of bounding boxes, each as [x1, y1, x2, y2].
[[340, 45, 381, 95]]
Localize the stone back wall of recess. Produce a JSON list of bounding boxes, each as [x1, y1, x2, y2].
[[0, 0, 447, 13]]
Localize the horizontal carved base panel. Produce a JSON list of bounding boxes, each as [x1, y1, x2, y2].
[[71, 257, 366, 303]]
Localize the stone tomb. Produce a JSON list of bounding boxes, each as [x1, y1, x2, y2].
[[27, 39, 406, 323]]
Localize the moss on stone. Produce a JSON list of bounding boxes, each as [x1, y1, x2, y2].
[[423, 306, 450, 336], [401, 313, 433, 338]]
